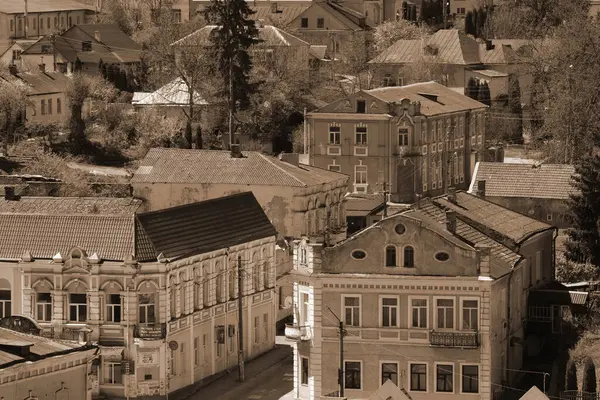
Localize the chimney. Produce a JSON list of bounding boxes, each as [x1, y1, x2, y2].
[[38, 63, 46, 73], [485, 40, 495, 51], [414, 193, 422, 210], [4, 186, 17, 201], [476, 244, 491, 277], [94, 30, 101, 42], [446, 211, 456, 233], [279, 152, 299, 167], [447, 186, 457, 204], [8, 63, 18, 76], [230, 143, 243, 158], [477, 180, 486, 197]]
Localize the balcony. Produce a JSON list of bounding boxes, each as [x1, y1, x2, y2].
[[430, 330, 479, 348], [41, 326, 92, 343], [133, 323, 166, 340], [284, 324, 312, 341]]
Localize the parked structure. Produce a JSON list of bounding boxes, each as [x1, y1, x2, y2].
[[307, 81, 486, 202], [287, 190, 557, 400], [0, 192, 278, 399]]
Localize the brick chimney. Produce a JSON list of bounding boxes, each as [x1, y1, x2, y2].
[[4, 186, 17, 201], [447, 186, 457, 204], [279, 152, 299, 167], [8, 63, 18, 76], [230, 143, 243, 158], [446, 211, 456, 233], [477, 180, 486, 197], [38, 63, 45, 73], [476, 244, 491, 277]]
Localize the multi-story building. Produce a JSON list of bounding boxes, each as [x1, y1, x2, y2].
[[287, 190, 557, 400], [307, 81, 487, 203], [0, 192, 278, 399]]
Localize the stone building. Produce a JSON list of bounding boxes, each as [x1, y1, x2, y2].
[[0, 192, 278, 399], [287, 190, 557, 400]]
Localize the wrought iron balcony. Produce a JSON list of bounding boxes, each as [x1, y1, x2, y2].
[[133, 323, 166, 340], [284, 324, 312, 341], [430, 330, 479, 348]]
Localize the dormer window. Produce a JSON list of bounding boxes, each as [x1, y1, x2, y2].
[[82, 41, 92, 52], [356, 100, 366, 113]]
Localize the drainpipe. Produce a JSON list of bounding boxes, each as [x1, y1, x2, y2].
[[505, 268, 514, 386]]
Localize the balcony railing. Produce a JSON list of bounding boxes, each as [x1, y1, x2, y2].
[[560, 391, 600, 400], [41, 326, 92, 342], [133, 323, 166, 340], [430, 330, 479, 348], [284, 324, 312, 341]]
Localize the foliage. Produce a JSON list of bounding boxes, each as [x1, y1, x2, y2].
[[465, 77, 478, 99], [477, 81, 491, 106], [372, 20, 427, 54], [507, 74, 523, 143], [566, 153, 600, 267], [128, 109, 186, 159], [556, 253, 600, 283], [0, 79, 29, 155]]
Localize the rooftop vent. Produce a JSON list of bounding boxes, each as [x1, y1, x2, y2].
[[417, 92, 439, 103]]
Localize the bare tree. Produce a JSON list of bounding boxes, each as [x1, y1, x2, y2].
[[373, 20, 430, 54]]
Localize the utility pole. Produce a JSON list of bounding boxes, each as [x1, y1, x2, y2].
[[327, 306, 345, 397], [24, 0, 28, 39], [52, 33, 56, 72], [237, 255, 245, 382]]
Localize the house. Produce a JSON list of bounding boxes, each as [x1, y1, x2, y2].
[[287, 190, 557, 400], [132, 77, 208, 119], [0, 0, 95, 52], [0, 191, 278, 399], [307, 81, 487, 203], [0, 39, 38, 70], [469, 162, 577, 229], [0, 320, 98, 400], [17, 65, 72, 123]]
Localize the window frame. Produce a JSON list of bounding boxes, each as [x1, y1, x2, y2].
[[409, 362, 428, 393], [434, 296, 455, 331], [138, 293, 156, 324], [341, 294, 361, 327], [460, 297, 479, 331], [104, 361, 123, 385], [398, 128, 409, 147], [300, 17, 308, 28], [409, 296, 428, 329], [68, 293, 87, 323], [344, 360, 362, 390], [460, 364, 480, 394], [354, 164, 367, 185], [380, 296, 399, 328], [356, 100, 366, 113], [301, 356, 309, 386], [384, 245, 397, 267], [403, 245, 415, 267], [105, 293, 122, 324], [36, 292, 52, 322], [316, 17, 324, 28], [380, 360, 399, 386], [435, 362, 455, 394], [355, 126, 368, 145], [329, 125, 341, 144]]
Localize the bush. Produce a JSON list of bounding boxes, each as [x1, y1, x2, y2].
[[24, 121, 61, 138]]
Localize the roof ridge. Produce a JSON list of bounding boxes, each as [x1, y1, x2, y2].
[[270, 26, 290, 46], [258, 153, 307, 186]]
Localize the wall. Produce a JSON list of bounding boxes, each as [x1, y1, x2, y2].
[[0, 10, 92, 45], [27, 91, 69, 123], [0, 261, 22, 317], [484, 196, 571, 229]]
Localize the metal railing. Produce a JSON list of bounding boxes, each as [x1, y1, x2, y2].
[[430, 330, 479, 347], [284, 324, 312, 341], [560, 391, 600, 400]]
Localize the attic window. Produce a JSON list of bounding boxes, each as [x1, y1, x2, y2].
[[418, 93, 439, 103], [356, 100, 366, 113], [435, 252, 450, 262], [394, 224, 406, 235], [82, 41, 92, 52]]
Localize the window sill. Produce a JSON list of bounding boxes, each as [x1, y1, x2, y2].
[[434, 391, 455, 395]]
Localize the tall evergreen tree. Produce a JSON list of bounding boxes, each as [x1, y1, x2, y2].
[[465, 11, 475, 36], [477, 81, 491, 106], [566, 153, 600, 266], [204, 0, 260, 146]]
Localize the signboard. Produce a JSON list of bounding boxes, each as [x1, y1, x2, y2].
[[135, 324, 166, 340]]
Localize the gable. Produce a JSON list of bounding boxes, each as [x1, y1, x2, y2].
[[290, 2, 359, 31], [316, 91, 390, 114]]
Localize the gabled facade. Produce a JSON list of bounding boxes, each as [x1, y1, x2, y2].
[[287, 191, 557, 400], [307, 81, 487, 203]]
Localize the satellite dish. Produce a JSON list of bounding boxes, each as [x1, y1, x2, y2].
[[283, 296, 293, 309]]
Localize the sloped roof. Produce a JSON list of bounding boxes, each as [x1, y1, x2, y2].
[[136, 192, 277, 261], [134, 77, 207, 107], [469, 162, 577, 200], [480, 43, 518, 65], [367, 81, 487, 116], [369, 39, 421, 64], [520, 386, 549, 400], [173, 24, 309, 47], [252, 4, 310, 26], [0, 0, 94, 14], [0, 197, 142, 215], [368, 379, 412, 400], [75, 24, 141, 63], [309, 45, 328, 60], [131, 148, 348, 187], [17, 72, 71, 95]]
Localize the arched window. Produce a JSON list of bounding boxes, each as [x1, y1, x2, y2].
[[202, 265, 210, 306], [404, 246, 415, 267], [229, 263, 236, 300], [103, 282, 122, 324], [262, 248, 269, 289], [33, 279, 52, 322], [385, 246, 397, 267], [0, 279, 11, 319], [215, 261, 223, 303], [169, 276, 177, 320], [179, 271, 186, 315], [252, 252, 260, 292], [194, 268, 202, 310], [65, 280, 87, 323]]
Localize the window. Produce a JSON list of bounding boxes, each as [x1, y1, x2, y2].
[[356, 100, 366, 113], [355, 165, 367, 184], [61, 17, 64, 27], [172, 9, 181, 23], [385, 246, 397, 267], [180, 343, 185, 374], [194, 337, 199, 366], [138, 293, 156, 324], [229, 268, 236, 300], [47, 17, 50, 29], [343, 295, 360, 327], [254, 316, 260, 344], [411, 298, 427, 328], [344, 361, 361, 389], [36, 293, 51, 322], [435, 252, 450, 262], [301, 357, 309, 385], [216, 267, 224, 301], [351, 250, 366, 260], [395, 224, 406, 235], [33, 18, 36, 29], [355, 126, 367, 145], [12, 50, 21, 61], [547, 214, 553, 221], [381, 297, 398, 327], [382, 362, 398, 385], [462, 299, 478, 330], [106, 294, 121, 323], [317, 17, 324, 28], [41, 100, 46, 115], [82, 41, 92, 52], [104, 362, 123, 384], [263, 313, 269, 342], [0, 290, 10, 319], [403, 246, 414, 267], [410, 363, 427, 392], [328, 164, 341, 172], [69, 293, 87, 322], [329, 126, 340, 144], [462, 365, 479, 393], [48, 98, 52, 115], [436, 298, 454, 329], [170, 349, 176, 375], [398, 128, 409, 146], [18, 19, 22, 32], [436, 364, 453, 393], [57, 98, 62, 114], [301, 17, 308, 28], [10, 20, 13, 31], [300, 292, 309, 325]]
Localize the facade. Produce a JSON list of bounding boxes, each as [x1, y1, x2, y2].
[[0, 39, 38, 69], [307, 81, 487, 203], [469, 162, 577, 229], [17, 67, 71, 123], [287, 190, 557, 400], [0, 319, 98, 400], [0, 192, 278, 399]]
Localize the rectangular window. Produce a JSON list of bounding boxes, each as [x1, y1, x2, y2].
[[382, 362, 398, 386], [40, 18, 44, 29], [104, 362, 123, 384], [33, 18, 36, 29], [329, 126, 340, 144], [41, 100, 46, 115], [180, 343, 185, 373], [317, 17, 324, 28], [355, 165, 367, 184], [410, 363, 427, 392], [69, 16, 72, 26], [301, 17, 308, 28], [36, 293, 52, 322], [436, 298, 454, 329], [12, 50, 21, 61], [328, 164, 341, 172], [344, 361, 361, 389], [106, 294, 121, 323], [254, 316, 260, 344], [194, 337, 199, 366], [263, 313, 268, 342], [381, 297, 398, 327], [436, 364, 453, 393], [462, 299, 478, 330], [301, 357, 309, 385], [411, 298, 427, 328], [57, 98, 62, 114], [82, 41, 92, 52], [0, 290, 10, 319], [138, 293, 156, 324], [398, 128, 409, 146], [69, 293, 87, 322], [355, 126, 367, 145], [356, 100, 366, 113], [343, 295, 360, 327], [47, 17, 50, 29], [462, 365, 479, 393], [300, 292, 309, 325]]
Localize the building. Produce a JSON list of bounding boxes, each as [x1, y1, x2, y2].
[[287, 190, 557, 400], [0, 0, 95, 52], [307, 81, 487, 203], [0, 39, 38, 69], [132, 77, 208, 119], [0, 318, 98, 400], [0, 192, 278, 399], [469, 162, 577, 229]]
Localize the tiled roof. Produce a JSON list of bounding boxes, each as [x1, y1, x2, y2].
[[134, 77, 207, 106], [0, 197, 142, 215], [469, 162, 577, 200], [433, 191, 553, 245], [136, 192, 277, 261], [173, 24, 309, 47], [251, 5, 310, 26], [0, 0, 94, 13], [369, 39, 421, 64], [479, 44, 518, 65], [131, 148, 348, 187], [17, 72, 71, 95], [367, 81, 487, 116], [75, 24, 142, 63]]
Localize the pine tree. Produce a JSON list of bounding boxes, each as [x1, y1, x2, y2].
[[184, 121, 193, 149], [566, 154, 600, 267], [204, 0, 260, 146], [477, 81, 491, 106], [465, 11, 475, 36], [508, 74, 523, 144]]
